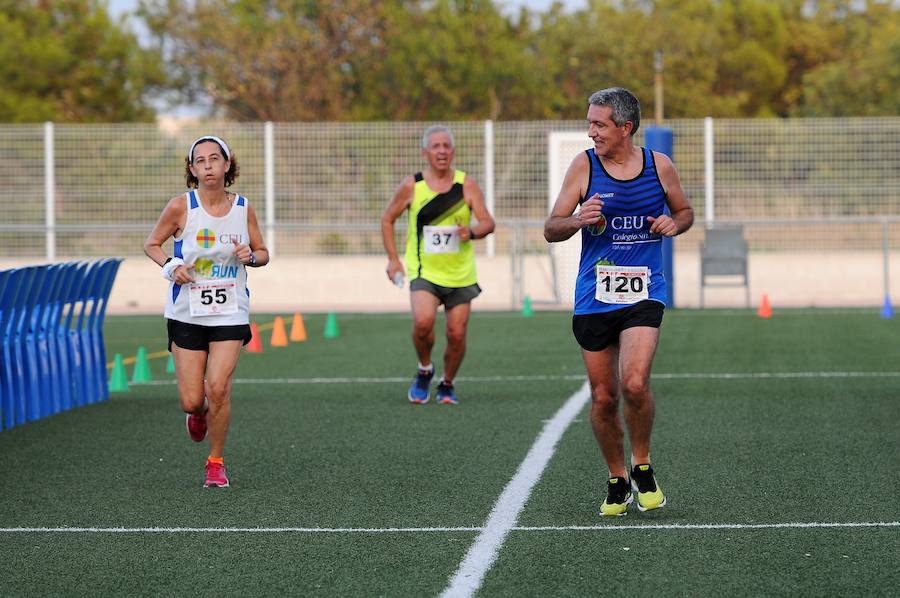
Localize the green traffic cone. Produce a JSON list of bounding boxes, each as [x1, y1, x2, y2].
[[109, 353, 129, 393], [521, 295, 534, 317], [324, 312, 340, 338], [166, 353, 176, 374], [132, 346, 152, 383]]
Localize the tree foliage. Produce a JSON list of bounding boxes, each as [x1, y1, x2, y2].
[[534, 0, 898, 118], [792, 0, 900, 116], [4, 0, 897, 122], [139, 0, 386, 120], [353, 0, 556, 120], [0, 0, 165, 122], [140, 0, 896, 120]]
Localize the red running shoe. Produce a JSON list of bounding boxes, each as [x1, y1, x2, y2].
[[186, 402, 208, 442], [204, 460, 229, 488]]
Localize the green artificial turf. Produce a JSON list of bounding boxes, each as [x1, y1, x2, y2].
[[1, 309, 897, 596]]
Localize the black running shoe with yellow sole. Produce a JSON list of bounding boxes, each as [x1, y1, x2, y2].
[[600, 476, 633, 517], [630, 463, 667, 511]]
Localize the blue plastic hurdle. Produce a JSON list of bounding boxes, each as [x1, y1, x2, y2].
[[84, 259, 121, 405], [9, 267, 39, 424], [0, 259, 122, 430], [52, 262, 82, 412], [0, 268, 16, 429], [0, 268, 31, 428]]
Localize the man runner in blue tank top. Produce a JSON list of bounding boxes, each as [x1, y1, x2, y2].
[[544, 88, 694, 516]]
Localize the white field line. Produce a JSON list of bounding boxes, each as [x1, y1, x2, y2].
[[133, 370, 900, 386], [517, 521, 900, 531], [1, 522, 896, 534], [439, 381, 592, 598]]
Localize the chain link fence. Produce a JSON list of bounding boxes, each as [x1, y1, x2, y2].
[[2, 118, 899, 306]]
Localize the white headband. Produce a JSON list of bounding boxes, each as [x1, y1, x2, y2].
[[188, 136, 231, 162]]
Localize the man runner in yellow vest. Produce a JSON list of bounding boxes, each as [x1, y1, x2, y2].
[[381, 125, 495, 405]]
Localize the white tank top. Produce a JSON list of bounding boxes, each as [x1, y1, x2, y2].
[[165, 190, 251, 326]]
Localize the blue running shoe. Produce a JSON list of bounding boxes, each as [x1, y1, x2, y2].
[[435, 380, 458, 405], [407, 367, 433, 404]]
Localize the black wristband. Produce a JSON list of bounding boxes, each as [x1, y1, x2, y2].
[[469, 227, 476, 240], [162, 257, 172, 267]]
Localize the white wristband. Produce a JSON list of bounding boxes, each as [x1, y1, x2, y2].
[[161, 257, 185, 282]]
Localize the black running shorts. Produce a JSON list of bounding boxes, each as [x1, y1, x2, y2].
[[572, 300, 664, 352], [410, 278, 482, 309], [167, 319, 252, 352]]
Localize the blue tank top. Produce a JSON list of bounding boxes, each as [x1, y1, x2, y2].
[[574, 147, 668, 315]]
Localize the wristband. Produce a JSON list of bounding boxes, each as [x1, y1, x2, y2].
[[161, 257, 184, 282], [162, 257, 172, 266], [468, 227, 476, 240], [248, 252, 257, 266]]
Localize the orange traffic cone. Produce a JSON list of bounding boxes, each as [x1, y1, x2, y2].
[[290, 312, 307, 342], [271, 315, 289, 347], [757, 294, 772, 319], [246, 322, 263, 352]]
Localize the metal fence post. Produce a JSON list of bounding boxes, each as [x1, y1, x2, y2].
[[264, 121, 276, 256], [882, 218, 893, 317], [510, 221, 522, 309], [44, 122, 55, 261], [484, 120, 495, 257], [705, 116, 715, 226]]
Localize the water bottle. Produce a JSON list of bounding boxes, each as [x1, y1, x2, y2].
[[393, 272, 404, 288]]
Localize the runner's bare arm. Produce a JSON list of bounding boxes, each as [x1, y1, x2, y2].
[[144, 195, 187, 266], [648, 152, 694, 237], [382, 176, 415, 280], [463, 177, 495, 241], [544, 153, 602, 242]]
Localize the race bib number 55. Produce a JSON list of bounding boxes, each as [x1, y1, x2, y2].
[[595, 265, 649, 304], [423, 225, 460, 254], [189, 279, 238, 316]]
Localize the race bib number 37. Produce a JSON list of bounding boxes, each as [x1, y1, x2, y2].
[[595, 265, 649, 304], [189, 279, 238, 316], [423, 225, 460, 254]]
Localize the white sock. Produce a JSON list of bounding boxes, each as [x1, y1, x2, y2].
[[417, 362, 434, 372]]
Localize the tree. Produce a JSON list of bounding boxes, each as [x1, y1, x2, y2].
[[532, 0, 790, 119], [0, 0, 164, 122], [710, 0, 788, 116], [354, 0, 556, 120], [137, 0, 899, 121], [793, 0, 900, 116], [141, 0, 554, 121], [139, 0, 386, 121]]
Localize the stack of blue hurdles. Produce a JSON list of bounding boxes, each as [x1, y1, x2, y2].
[[0, 258, 122, 430]]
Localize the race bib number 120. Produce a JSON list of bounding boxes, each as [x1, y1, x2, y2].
[[189, 279, 238, 316], [595, 265, 649, 304], [423, 225, 460, 254]]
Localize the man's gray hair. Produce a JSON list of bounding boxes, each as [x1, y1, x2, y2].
[[588, 88, 641, 136], [422, 125, 455, 149]]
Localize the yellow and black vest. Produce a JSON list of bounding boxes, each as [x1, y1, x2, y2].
[[404, 169, 477, 287]]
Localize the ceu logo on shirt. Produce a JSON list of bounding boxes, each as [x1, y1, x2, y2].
[[219, 233, 243, 244], [196, 228, 216, 248], [610, 216, 654, 245]]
